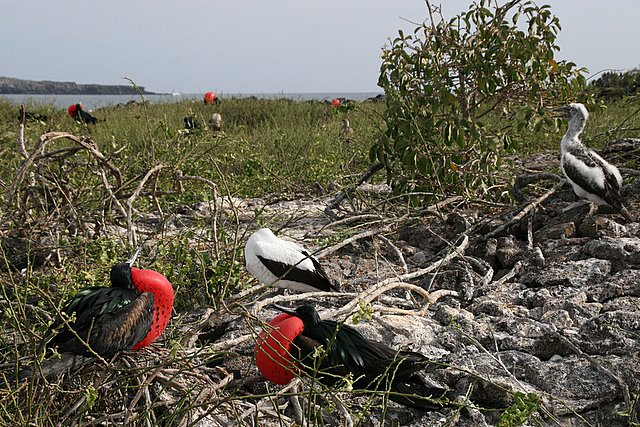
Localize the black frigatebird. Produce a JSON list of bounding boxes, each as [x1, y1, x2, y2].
[[68, 103, 98, 125], [245, 228, 338, 293], [255, 303, 451, 411], [557, 102, 634, 222], [15, 249, 174, 381]]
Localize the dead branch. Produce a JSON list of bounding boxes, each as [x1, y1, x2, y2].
[[325, 162, 384, 218], [237, 378, 300, 424], [249, 291, 356, 317], [126, 164, 165, 246], [94, 168, 127, 219], [486, 180, 565, 238], [44, 132, 123, 188], [377, 234, 408, 274], [6, 131, 124, 210], [17, 105, 28, 159], [315, 226, 391, 259], [416, 195, 465, 219], [175, 171, 220, 256], [321, 213, 384, 229], [512, 172, 563, 202]]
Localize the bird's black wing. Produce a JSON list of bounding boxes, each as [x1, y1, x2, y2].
[[562, 150, 609, 201], [337, 323, 431, 377], [78, 109, 97, 124], [294, 322, 449, 411], [300, 319, 427, 374], [301, 250, 339, 291], [257, 254, 336, 292], [563, 150, 633, 220], [45, 287, 154, 356]]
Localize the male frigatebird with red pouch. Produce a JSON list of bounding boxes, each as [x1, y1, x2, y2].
[[16, 249, 175, 380], [255, 303, 452, 411], [41, 248, 174, 356]]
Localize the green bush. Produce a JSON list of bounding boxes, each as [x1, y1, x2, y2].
[[589, 68, 640, 100], [374, 0, 587, 200]]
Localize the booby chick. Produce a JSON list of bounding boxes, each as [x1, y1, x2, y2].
[[557, 103, 634, 222], [245, 228, 339, 293]]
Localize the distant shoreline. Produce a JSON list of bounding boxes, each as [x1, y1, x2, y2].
[[2, 92, 385, 109], [0, 76, 157, 95]]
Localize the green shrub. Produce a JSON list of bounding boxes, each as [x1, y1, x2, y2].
[[374, 0, 587, 201], [589, 68, 640, 100]]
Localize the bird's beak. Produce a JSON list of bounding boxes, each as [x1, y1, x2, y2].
[[271, 303, 297, 316], [552, 105, 571, 117], [126, 246, 143, 266]]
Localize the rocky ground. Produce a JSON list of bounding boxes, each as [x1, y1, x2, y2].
[[166, 148, 639, 426]]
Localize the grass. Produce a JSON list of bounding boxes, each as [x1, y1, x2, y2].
[[0, 93, 639, 425], [0, 95, 385, 302], [7, 97, 382, 196]]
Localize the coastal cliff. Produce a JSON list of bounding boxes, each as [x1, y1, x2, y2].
[[0, 76, 156, 95]]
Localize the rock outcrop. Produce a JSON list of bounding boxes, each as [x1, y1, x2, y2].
[[0, 76, 155, 94]]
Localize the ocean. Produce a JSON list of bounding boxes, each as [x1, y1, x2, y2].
[[1, 92, 383, 110]]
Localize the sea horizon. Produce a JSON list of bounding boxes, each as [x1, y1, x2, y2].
[[1, 92, 384, 110]]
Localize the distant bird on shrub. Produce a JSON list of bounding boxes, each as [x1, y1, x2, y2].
[[209, 112, 222, 132], [68, 103, 98, 125], [245, 228, 338, 293], [184, 116, 200, 129], [255, 303, 451, 411], [556, 103, 634, 222], [40, 248, 174, 357]]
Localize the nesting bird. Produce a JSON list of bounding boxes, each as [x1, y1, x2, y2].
[[255, 304, 450, 411], [183, 116, 200, 130], [339, 118, 353, 143], [557, 103, 634, 222], [244, 228, 338, 293], [40, 248, 174, 356]]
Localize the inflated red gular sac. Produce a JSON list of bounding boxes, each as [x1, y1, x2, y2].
[[254, 313, 305, 385]]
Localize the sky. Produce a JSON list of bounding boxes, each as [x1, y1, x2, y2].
[[1, 1, 639, 94]]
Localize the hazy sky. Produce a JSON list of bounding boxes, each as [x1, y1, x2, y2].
[[2, 1, 638, 94]]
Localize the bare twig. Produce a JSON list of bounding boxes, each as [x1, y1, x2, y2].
[[377, 234, 409, 274], [125, 164, 164, 246], [316, 226, 391, 259], [487, 180, 565, 238], [17, 105, 28, 159], [325, 162, 384, 218]]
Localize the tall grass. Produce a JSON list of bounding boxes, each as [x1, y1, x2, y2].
[[94, 97, 384, 199]]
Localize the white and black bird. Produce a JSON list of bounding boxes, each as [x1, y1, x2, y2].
[[244, 228, 338, 293], [340, 118, 353, 143], [557, 102, 634, 222]]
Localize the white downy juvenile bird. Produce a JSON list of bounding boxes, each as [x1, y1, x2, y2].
[[244, 228, 338, 293], [557, 102, 634, 222]]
